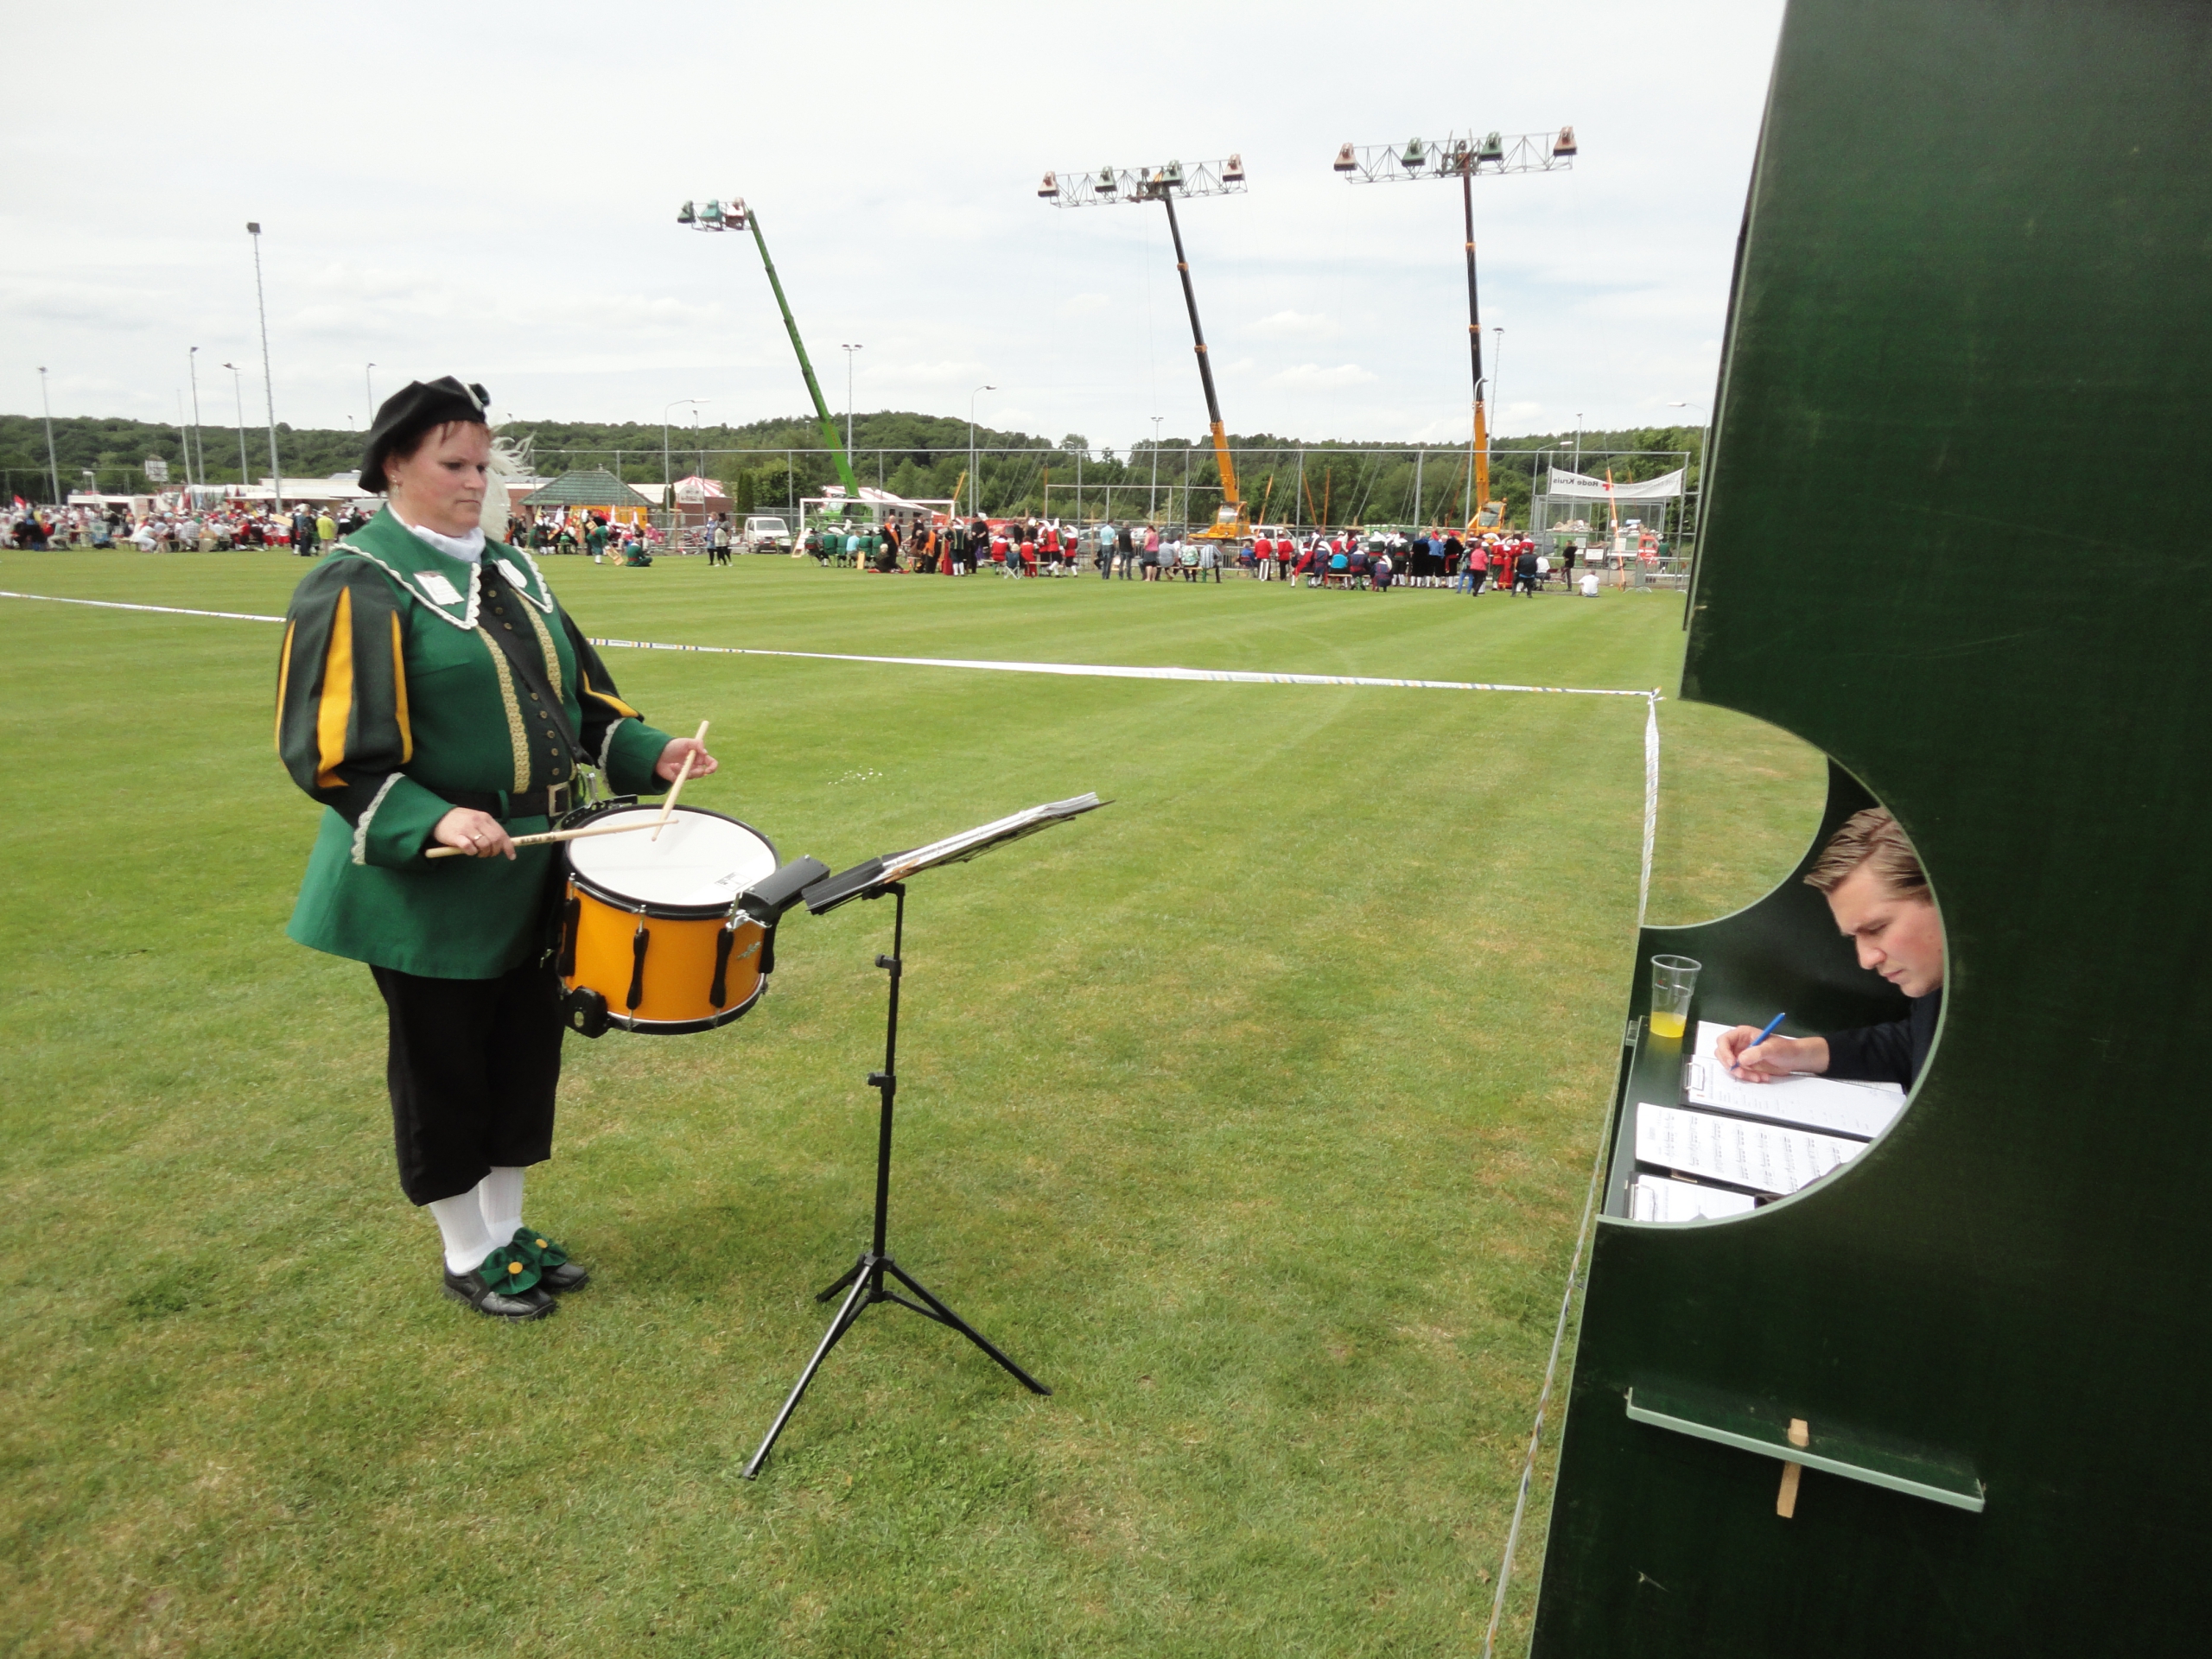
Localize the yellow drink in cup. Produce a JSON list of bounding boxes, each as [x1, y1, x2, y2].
[[1649, 956, 1700, 1046]]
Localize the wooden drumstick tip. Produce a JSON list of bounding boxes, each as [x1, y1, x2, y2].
[[652, 719, 710, 841]]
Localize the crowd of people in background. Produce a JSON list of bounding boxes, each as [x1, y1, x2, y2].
[[792, 514, 1581, 593], [8, 495, 1635, 598], [4, 499, 372, 553]]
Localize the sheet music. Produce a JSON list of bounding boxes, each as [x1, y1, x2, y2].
[[1635, 1103, 1863, 1198], [1630, 1174, 1758, 1223], [1685, 1020, 1906, 1141], [879, 792, 1103, 881]]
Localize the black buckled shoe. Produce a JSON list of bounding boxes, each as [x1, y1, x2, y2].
[[509, 1226, 589, 1293], [443, 1246, 556, 1320]]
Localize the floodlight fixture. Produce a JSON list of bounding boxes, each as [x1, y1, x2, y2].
[[1038, 155, 1247, 208]]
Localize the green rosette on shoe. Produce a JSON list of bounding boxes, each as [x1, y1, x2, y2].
[[509, 1226, 588, 1292], [474, 1243, 543, 1295], [508, 1228, 569, 1270]]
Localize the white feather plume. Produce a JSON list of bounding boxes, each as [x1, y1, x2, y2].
[[480, 425, 532, 540]]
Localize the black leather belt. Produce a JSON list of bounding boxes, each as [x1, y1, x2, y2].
[[442, 781, 575, 821]]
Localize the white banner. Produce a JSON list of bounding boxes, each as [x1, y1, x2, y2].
[[1542, 467, 1685, 503]]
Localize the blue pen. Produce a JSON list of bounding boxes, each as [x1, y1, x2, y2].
[[1730, 1012, 1789, 1075], [1748, 1012, 1788, 1049]]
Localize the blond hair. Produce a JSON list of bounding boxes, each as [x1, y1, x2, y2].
[[1804, 806, 1928, 899]]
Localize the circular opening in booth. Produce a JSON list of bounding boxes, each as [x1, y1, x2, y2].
[[1623, 753, 1944, 1226]]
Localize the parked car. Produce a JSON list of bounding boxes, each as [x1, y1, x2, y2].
[[739, 514, 791, 554]]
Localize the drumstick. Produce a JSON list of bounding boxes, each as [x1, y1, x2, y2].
[[652, 720, 710, 841], [424, 818, 658, 860]]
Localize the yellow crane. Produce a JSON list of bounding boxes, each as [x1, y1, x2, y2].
[[1331, 129, 1578, 535], [1039, 156, 1249, 539]]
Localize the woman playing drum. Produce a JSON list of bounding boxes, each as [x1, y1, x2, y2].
[[275, 377, 716, 1320]]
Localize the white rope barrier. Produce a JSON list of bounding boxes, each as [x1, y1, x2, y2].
[[0, 593, 1658, 700], [0, 590, 284, 624], [583, 633, 1656, 697]]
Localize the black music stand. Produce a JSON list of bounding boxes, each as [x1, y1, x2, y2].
[[742, 794, 1105, 1479]]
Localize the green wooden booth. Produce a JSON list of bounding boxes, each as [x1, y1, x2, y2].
[[1529, 0, 2212, 1651]]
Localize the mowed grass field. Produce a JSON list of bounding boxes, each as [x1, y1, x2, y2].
[[0, 553, 1824, 1657]]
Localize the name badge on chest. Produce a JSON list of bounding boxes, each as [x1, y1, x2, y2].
[[416, 570, 464, 607]]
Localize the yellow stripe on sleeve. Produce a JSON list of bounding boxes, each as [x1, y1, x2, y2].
[[390, 609, 412, 763], [275, 619, 296, 753], [579, 667, 640, 721], [315, 587, 354, 787]]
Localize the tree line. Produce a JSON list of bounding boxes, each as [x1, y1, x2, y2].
[[0, 409, 1700, 528]]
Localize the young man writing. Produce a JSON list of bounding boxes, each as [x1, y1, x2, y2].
[[1712, 807, 1944, 1089]]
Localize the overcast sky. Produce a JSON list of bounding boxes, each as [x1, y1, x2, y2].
[[4, 0, 1785, 453]]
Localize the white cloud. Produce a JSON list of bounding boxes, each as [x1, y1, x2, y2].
[[1247, 309, 1335, 340], [1058, 292, 1114, 317], [1268, 363, 1378, 389]]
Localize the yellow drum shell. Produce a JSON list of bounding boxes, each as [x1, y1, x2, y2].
[[563, 884, 765, 1030], [556, 804, 781, 1034]]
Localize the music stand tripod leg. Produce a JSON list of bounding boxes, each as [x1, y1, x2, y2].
[[880, 1257, 1051, 1395], [742, 1262, 876, 1480]]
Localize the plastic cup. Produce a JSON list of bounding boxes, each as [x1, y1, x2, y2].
[[1649, 955, 1701, 1043]]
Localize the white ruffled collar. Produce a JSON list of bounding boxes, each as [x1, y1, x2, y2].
[[402, 518, 486, 563]]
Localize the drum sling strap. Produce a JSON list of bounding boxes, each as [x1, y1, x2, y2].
[[475, 591, 592, 797]]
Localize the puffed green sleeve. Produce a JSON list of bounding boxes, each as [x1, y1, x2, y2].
[[275, 559, 451, 867], [559, 611, 674, 795]]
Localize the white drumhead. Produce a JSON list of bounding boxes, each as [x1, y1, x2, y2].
[[566, 808, 777, 908]]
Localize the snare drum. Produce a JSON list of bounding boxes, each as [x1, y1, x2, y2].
[[556, 804, 780, 1034]]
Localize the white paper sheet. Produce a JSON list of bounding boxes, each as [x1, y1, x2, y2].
[[1635, 1103, 1863, 1198], [1685, 1021, 1906, 1141], [1630, 1174, 1758, 1223]]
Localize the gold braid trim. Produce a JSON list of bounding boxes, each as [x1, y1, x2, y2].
[[477, 628, 531, 793], [521, 601, 564, 703]]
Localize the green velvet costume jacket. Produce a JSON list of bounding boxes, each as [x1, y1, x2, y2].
[[276, 509, 673, 977]]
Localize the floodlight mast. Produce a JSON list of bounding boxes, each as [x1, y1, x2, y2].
[[1332, 128, 1575, 534], [1040, 156, 1250, 538], [679, 196, 861, 499]]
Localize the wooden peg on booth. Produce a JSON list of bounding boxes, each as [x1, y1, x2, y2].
[[1777, 1418, 1811, 1518]]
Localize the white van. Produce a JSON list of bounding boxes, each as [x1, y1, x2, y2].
[[739, 515, 791, 554]]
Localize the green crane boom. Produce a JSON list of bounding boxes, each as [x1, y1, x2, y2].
[[741, 206, 861, 499]]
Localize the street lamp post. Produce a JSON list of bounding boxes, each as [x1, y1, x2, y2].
[[1490, 326, 1504, 523], [1148, 416, 1163, 522], [365, 363, 377, 428], [36, 366, 60, 506], [969, 384, 995, 518], [246, 222, 284, 512], [663, 397, 706, 536], [1669, 400, 1710, 547], [188, 346, 207, 491], [839, 344, 862, 469], [222, 363, 249, 490]]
